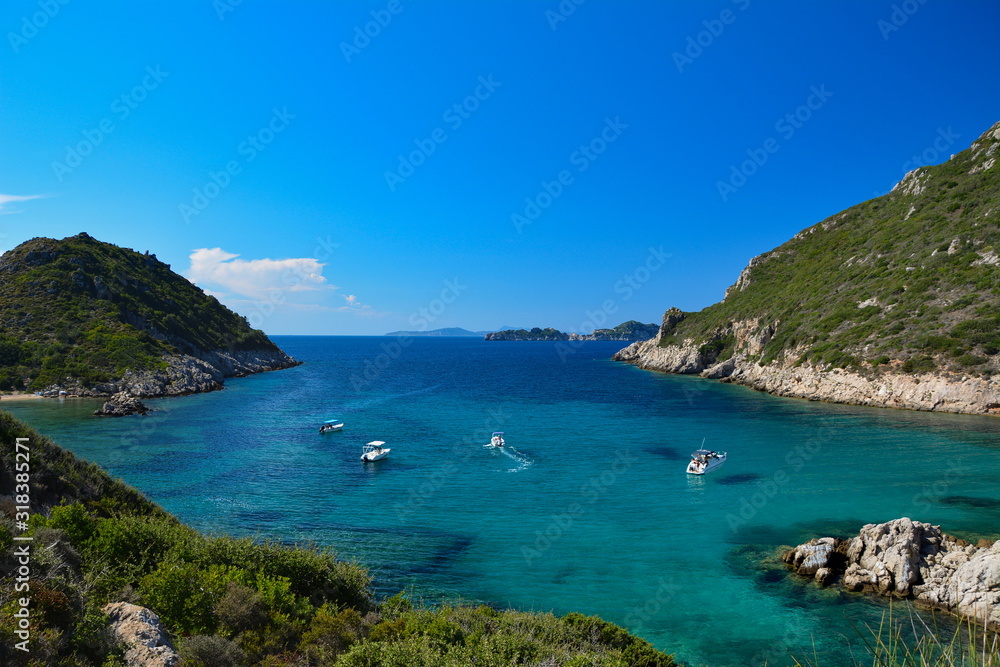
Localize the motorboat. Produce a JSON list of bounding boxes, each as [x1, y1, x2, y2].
[[319, 419, 344, 434], [361, 441, 390, 462], [488, 432, 505, 448], [686, 449, 727, 475]]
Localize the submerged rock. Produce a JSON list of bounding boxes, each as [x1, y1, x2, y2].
[[94, 391, 149, 417], [783, 518, 1000, 629], [103, 602, 179, 667]]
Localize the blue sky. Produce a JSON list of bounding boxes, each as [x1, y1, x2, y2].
[[1, 1, 997, 335]]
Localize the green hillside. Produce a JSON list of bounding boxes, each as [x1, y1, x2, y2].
[[0, 411, 676, 666], [599, 320, 660, 340], [486, 327, 569, 341], [485, 321, 658, 341], [0, 233, 287, 392], [658, 121, 1000, 375]]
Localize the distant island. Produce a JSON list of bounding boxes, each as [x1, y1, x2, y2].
[[485, 320, 659, 341], [616, 120, 1000, 417], [384, 327, 499, 337], [0, 233, 299, 399]]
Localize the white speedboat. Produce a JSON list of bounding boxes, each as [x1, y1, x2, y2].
[[686, 449, 727, 475], [488, 432, 505, 448], [361, 441, 390, 462], [319, 419, 344, 434]]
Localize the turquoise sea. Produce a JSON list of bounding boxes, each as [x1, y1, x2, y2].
[[5, 336, 1000, 666]]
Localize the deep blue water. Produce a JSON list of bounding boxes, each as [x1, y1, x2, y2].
[[5, 336, 1000, 666]]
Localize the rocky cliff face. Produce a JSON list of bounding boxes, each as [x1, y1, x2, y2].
[[613, 328, 1000, 416], [50, 348, 299, 399], [783, 518, 1000, 630], [614, 121, 1000, 417]]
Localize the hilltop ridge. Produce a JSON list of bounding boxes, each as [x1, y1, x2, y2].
[[616, 120, 1000, 416], [0, 233, 298, 397]]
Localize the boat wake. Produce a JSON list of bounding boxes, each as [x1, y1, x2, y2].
[[492, 444, 533, 473], [208, 495, 252, 510]]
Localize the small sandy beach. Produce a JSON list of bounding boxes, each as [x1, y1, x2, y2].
[[0, 393, 44, 401]]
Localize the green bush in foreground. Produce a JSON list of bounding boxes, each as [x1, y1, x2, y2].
[[789, 606, 1000, 667]]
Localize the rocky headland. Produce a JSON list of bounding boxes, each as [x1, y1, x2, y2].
[[72, 347, 299, 400], [614, 121, 1000, 417], [783, 518, 1000, 630], [0, 233, 300, 400], [614, 309, 1000, 416]]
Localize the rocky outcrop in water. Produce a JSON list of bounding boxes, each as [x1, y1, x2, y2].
[[103, 602, 179, 667], [94, 391, 150, 417], [783, 518, 1000, 630], [782, 536, 844, 586]]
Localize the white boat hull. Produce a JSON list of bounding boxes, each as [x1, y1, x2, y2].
[[361, 448, 390, 462], [687, 454, 726, 475]]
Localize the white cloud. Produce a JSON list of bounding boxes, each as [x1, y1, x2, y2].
[[337, 293, 372, 312], [186, 247, 335, 299], [0, 194, 44, 214], [201, 287, 228, 300]]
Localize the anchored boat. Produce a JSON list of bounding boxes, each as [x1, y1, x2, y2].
[[361, 441, 390, 462], [319, 419, 344, 434], [686, 449, 727, 475]]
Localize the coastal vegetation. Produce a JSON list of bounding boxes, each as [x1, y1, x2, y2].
[[486, 327, 570, 341], [0, 410, 677, 666], [792, 609, 999, 666], [0, 233, 286, 393], [486, 321, 659, 341], [654, 122, 1000, 377]]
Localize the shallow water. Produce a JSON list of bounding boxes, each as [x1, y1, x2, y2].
[[5, 336, 999, 666]]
